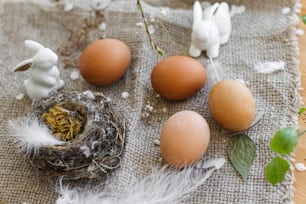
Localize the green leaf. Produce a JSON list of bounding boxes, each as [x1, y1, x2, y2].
[[298, 107, 306, 115], [228, 134, 256, 181], [156, 47, 166, 56], [302, 15, 306, 25], [265, 157, 290, 185], [270, 127, 298, 155]]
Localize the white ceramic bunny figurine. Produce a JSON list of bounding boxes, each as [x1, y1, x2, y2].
[[13, 40, 64, 101], [189, 1, 232, 58]]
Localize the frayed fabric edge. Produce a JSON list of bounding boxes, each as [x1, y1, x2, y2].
[[282, 0, 302, 203]]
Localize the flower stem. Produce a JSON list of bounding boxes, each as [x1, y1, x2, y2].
[[137, 0, 165, 56]]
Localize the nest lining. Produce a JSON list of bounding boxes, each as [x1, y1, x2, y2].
[[42, 101, 87, 141], [29, 91, 125, 180]]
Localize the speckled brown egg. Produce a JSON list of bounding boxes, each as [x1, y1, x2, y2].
[[151, 56, 206, 101], [79, 39, 131, 86], [160, 110, 210, 168], [208, 79, 256, 132]]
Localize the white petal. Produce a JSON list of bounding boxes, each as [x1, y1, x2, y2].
[[64, 3, 74, 12], [282, 7, 290, 15], [16, 93, 24, 100], [98, 22, 107, 31], [296, 29, 304, 36], [70, 71, 80, 80], [295, 163, 306, 172], [121, 91, 129, 99]]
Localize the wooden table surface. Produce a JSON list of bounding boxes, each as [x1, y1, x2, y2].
[[294, 1, 306, 203]]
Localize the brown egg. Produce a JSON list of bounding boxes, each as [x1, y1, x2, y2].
[[208, 79, 256, 132], [160, 110, 210, 168], [79, 39, 131, 86], [151, 56, 206, 101]]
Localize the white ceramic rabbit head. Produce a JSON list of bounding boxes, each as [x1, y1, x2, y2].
[[13, 40, 64, 101], [189, 1, 232, 59], [33, 49, 58, 70], [14, 40, 58, 72], [191, 2, 219, 43]]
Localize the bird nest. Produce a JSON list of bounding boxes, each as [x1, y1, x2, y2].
[[29, 91, 126, 180]]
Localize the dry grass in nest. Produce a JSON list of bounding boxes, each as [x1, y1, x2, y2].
[[30, 90, 125, 180], [42, 102, 87, 141]]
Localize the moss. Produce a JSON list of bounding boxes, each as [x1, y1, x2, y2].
[[43, 102, 85, 141]]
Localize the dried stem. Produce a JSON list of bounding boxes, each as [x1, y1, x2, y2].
[[57, 10, 105, 68], [299, 129, 306, 137], [137, 0, 165, 56]]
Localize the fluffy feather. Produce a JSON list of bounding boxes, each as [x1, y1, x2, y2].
[[8, 116, 65, 155], [56, 158, 226, 204]]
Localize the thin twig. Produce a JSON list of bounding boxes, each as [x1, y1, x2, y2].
[[137, 0, 165, 56], [224, 112, 264, 136], [298, 129, 306, 137]]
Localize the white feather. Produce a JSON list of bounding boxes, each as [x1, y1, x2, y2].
[[8, 116, 65, 155], [56, 158, 226, 204]]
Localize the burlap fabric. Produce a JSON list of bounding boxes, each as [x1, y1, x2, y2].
[[0, 0, 301, 203]]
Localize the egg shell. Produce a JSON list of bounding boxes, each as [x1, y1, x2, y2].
[[208, 79, 256, 132], [151, 56, 206, 101], [79, 39, 131, 86], [160, 110, 210, 168]]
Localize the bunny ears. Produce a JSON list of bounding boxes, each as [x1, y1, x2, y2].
[[193, 1, 220, 21], [13, 40, 49, 72], [13, 58, 33, 72], [193, 1, 202, 20], [24, 40, 45, 52]]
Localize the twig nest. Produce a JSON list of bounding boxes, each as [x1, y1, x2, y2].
[[30, 91, 125, 180]]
